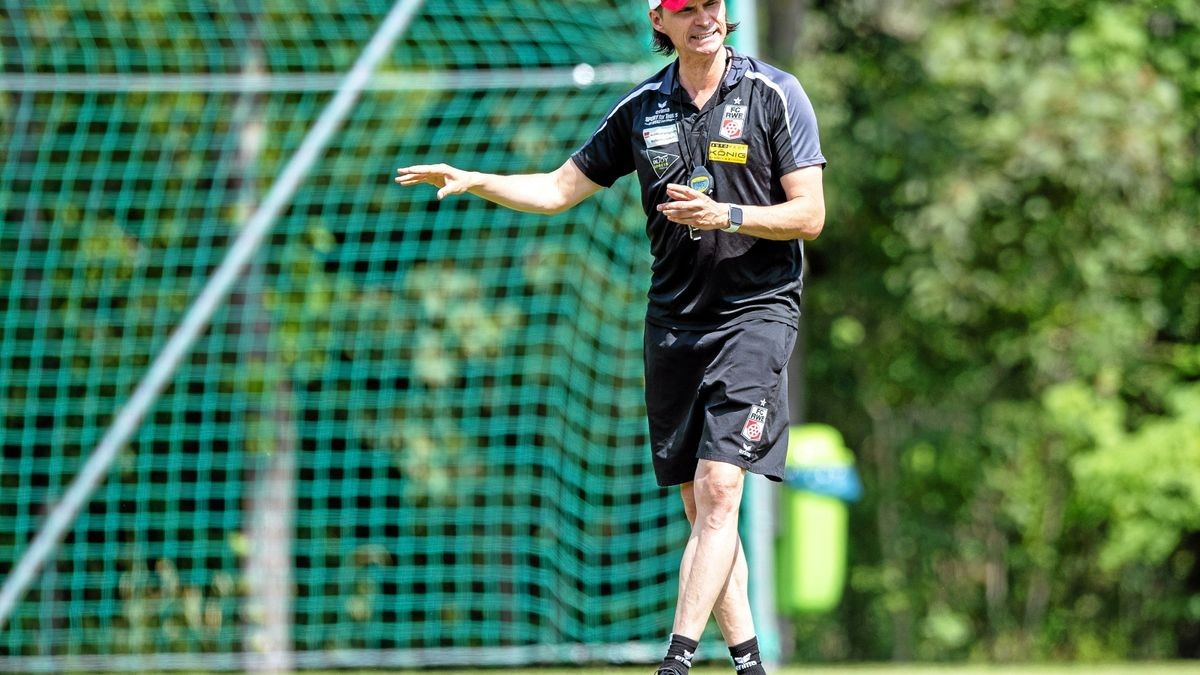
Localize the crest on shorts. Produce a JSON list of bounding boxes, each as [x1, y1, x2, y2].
[[740, 403, 768, 443], [719, 104, 746, 140]]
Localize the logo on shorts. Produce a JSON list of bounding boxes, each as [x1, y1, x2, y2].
[[740, 402, 768, 443]]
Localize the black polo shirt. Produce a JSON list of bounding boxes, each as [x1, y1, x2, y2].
[[571, 47, 825, 330]]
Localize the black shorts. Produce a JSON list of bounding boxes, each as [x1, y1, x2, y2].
[[643, 317, 796, 487]]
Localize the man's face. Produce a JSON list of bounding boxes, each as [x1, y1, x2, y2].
[[651, 0, 727, 57]]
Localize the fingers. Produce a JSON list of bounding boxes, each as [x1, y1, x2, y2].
[[395, 164, 450, 188], [395, 164, 434, 178], [394, 163, 472, 202], [664, 183, 703, 201], [396, 163, 445, 175], [656, 201, 701, 222], [661, 184, 714, 211], [394, 167, 426, 185], [657, 184, 722, 229], [658, 208, 700, 223]]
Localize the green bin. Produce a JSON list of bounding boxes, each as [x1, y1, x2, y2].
[[777, 424, 861, 614]]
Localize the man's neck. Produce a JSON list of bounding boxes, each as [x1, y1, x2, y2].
[[677, 46, 728, 109]]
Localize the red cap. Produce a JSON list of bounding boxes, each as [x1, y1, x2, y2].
[[651, 0, 690, 11]]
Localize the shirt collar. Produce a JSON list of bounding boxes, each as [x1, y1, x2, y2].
[[662, 46, 747, 99]]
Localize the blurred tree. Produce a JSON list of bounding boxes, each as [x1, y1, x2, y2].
[[764, 0, 809, 63], [782, 0, 1200, 662]]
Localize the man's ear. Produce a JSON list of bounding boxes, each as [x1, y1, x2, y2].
[[649, 9, 665, 33]]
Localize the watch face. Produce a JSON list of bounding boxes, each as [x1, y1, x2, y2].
[[731, 206, 743, 225]]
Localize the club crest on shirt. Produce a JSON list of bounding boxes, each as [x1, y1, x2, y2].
[[719, 104, 746, 140], [647, 150, 680, 178], [741, 403, 768, 443]]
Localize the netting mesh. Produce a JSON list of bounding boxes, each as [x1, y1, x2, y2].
[[0, 0, 687, 664]]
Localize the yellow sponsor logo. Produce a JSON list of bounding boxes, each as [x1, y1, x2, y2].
[[708, 141, 748, 165]]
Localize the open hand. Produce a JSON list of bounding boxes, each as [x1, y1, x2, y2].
[[395, 163, 478, 200]]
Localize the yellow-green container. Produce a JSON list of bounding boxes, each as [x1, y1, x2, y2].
[[777, 424, 860, 614]]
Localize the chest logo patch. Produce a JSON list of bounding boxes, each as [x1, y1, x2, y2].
[[643, 124, 679, 148], [644, 99, 678, 126], [647, 150, 680, 178], [719, 104, 747, 140], [708, 141, 749, 165]]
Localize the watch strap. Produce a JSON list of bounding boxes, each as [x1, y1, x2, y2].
[[722, 204, 742, 233]]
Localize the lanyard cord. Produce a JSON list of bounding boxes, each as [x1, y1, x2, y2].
[[675, 83, 705, 174], [674, 51, 731, 174]]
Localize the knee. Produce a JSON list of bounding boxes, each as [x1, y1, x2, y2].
[[694, 470, 743, 529]]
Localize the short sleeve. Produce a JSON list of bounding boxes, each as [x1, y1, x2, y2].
[[761, 73, 825, 175], [570, 97, 637, 188]]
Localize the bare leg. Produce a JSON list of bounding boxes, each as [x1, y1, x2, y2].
[[671, 459, 752, 641], [679, 479, 756, 646]]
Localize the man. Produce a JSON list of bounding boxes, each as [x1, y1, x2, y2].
[[396, 1, 825, 672]]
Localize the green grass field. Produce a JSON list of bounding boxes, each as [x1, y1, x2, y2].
[[280, 664, 1200, 675]]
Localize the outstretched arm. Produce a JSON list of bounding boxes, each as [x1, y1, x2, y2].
[[395, 159, 602, 215]]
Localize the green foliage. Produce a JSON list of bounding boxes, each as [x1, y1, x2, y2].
[[1073, 383, 1200, 571], [795, 0, 1200, 662]]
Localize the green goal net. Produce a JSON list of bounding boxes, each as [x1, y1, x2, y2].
[[0, 1, 695, 669]]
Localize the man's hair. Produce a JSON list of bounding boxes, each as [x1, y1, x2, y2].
[[650, 9, 739, 56]]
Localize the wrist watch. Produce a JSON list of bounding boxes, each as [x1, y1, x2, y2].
[[723, 204, 743, 233]]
